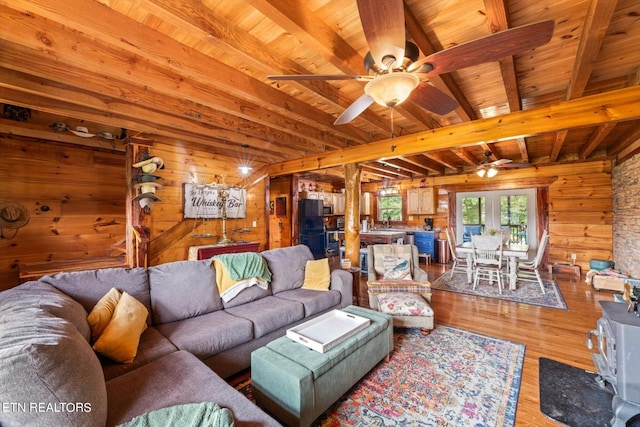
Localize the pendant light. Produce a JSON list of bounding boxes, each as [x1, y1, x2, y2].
[[238, 144, 252, 175]]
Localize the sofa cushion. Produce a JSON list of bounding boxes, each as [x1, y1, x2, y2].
[[224, 295, 305, 338], [274, 288, 341, 317], [261, 245, 314, 294], [40, 267, 151, 324], [101, 326, 177, 381], [149, 259, 222, 324], [155, 310, 254, 359], [92, 292, 149, 364], [0, 304, 107, 427], [106, 350, 280, 427], [221, 283, 272, 309], [0, 281, 91, 342]]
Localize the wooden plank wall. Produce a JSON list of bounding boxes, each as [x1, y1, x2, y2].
[[268, 176, 293, 249], [143, 141, 267, 266], [0, 133, 611, 289], [0, 136, 126, 290]]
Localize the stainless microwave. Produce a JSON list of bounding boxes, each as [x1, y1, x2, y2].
[[323, 205, 334, 215]]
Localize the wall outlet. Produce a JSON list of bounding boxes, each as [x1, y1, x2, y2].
[[252, 220, 257, 228], [408, 215, 414, 221], [571, 253, 577, 264]]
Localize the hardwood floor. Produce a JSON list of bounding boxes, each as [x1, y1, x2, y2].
[[350, 259, 612, 427]]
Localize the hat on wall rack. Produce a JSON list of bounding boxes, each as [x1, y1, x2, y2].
[[69, 126, 96, 138], [133, 156, 165, 174], [0, 200, 30, 239]]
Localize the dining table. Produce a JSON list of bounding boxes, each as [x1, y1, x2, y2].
[[455, 241, 530, 290]]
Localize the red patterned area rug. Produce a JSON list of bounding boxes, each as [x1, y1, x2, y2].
[[235, 325, 525, 426]]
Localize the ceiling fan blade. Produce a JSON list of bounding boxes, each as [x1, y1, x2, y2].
[[500, 162, 530, 168], [491, 158, 513, 166], [411, 83, 460, 115], [268, 74, 370, 81], [410, 20, 555, 75], [357, 0, 405, 69], [334, 94, 375, 125]]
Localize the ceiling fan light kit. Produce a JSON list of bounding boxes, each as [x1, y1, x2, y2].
[[364, 72, 419, 107]]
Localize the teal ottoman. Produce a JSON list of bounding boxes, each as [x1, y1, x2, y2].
[[251, 306, 393, 427]]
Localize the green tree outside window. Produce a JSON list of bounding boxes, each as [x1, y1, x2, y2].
[[378, 195, 402, 222]]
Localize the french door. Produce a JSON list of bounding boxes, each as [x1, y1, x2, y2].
[[455, 189, 538, 249]]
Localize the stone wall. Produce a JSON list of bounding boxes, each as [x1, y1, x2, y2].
[[612, 153, 640, 277]]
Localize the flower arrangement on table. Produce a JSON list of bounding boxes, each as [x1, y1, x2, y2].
[[487, 228, 498, 236]]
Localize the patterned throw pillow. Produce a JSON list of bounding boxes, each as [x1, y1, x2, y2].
[[382, 256, 413, 281], [377, 292, 433, 316]]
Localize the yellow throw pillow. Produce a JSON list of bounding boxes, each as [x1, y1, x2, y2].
[[92, 292, 148, 364], [302, 258, 331, 291], [87, 287, 122, 343]]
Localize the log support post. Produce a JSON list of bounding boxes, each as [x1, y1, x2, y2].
[[344, 163, 361, 271]]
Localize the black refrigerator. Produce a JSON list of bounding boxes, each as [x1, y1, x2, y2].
[[298, 199, 326, 259]]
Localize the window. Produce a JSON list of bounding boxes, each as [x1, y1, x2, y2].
[[456, 189, 537, 248], [378, 195, 403, 222]]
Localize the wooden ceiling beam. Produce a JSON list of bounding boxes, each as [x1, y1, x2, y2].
[[483, 0, 521, 112], [451, 148, 480, 166], [267, 85, 640, 175], [246, 0, 433, 131], [566, 0, 618, 100], [579, 123, 617, 159], [404, 3, 476, 122], [608, 121, 640, 156], [516, 138, 529, 163], [366, 162, 413, 179], [423, 151, 461, 172], [144, 0, 392, 136], [380, 158, 432, 177], [0, 2, 370, 147], [359, 166, 404, 180]]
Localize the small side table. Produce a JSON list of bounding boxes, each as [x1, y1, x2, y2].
[[549, 263, 581, 282], [343, 267, 360, 305]]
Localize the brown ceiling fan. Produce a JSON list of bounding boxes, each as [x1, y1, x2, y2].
[[268, 0, 554, 125]]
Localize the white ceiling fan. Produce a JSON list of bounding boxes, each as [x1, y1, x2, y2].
[[476, 152, 529, 177]]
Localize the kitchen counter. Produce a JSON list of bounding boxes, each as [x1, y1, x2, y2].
[[338, 230, 406, 245]]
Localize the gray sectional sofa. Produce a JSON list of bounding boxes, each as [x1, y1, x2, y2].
[[0, 244, 353, 427]]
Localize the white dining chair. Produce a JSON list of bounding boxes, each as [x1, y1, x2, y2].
[[445, 228, 469, 279], [471, 235, 504, 294], [516, 230, 549, 294]]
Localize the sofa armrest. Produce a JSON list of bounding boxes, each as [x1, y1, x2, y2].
[[329, 269, 353, 308], [412, 267, 428, 283]]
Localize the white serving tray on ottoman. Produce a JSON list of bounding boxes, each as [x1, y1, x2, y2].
[[286, 309, 371, 353]]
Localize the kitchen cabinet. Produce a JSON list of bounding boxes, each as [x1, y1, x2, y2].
[[334, 193, 345, 215], [414, 231, 438, 261], [360, 192, 371, 216], [407, 188, 436, 215]]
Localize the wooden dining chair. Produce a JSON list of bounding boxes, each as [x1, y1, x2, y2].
[[471, 235, 504, 294], [445, 228, 469, 278], [516, 230, 549, 294]]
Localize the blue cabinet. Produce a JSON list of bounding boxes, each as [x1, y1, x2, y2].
[[414, 231, 438, 261]]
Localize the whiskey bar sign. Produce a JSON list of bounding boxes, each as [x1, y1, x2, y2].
[[183, 184, 246, 218]]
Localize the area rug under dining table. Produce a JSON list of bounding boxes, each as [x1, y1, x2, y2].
[[234, 325, 525, 426], [431, 271, 568, 310]]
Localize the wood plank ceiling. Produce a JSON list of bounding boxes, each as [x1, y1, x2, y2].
[[1, 0, 640, 184]]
